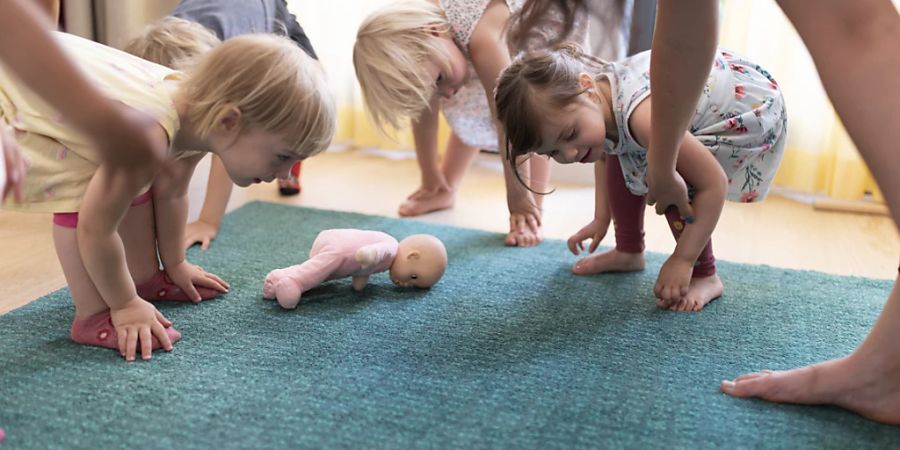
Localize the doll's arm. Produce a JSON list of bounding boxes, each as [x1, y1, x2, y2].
[[184, 155, 233, 250], [355, 242, 397, 270], [351, 275, 370, 291], [153, 154, 229, 301]]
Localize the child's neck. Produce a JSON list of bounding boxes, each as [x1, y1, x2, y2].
[[595, 78, 618, 143], [170, 87, 210, 154]]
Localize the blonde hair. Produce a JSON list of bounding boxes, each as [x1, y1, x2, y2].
[[183, 34, 336, 159], [124, 16, 221, 70], [495, 42, 609, 166], [353, 0, 452, 132]]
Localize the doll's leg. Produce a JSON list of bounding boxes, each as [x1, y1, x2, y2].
[[660, 208, 723, 311], [263, 253, 342, 309], [574, 155, 647, 274], [399, 131, 478, 217]]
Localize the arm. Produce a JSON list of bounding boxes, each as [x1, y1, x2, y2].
[[153, 154, 229, 301], [0, 0, 166, 170], [567, 157, 612, 255], [410, 97, 449, 192], [646, 0, 718, 218], [184, 155, 234, 250], [470, 0, 541, 230]]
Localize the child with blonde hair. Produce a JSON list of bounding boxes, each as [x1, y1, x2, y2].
[[126, 0, 321, 251], [353, 0, 588, 247], [1, 32, 335, 360], [495, 43, 786, 310]]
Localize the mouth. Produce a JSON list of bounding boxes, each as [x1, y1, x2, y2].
[[579, 148, 592, 163]]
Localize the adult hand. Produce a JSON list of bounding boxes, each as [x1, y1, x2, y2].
[[646, 166, 694, 220]]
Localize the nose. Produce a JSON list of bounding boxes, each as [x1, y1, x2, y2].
[[439, 86, 455, 99], [557, 146, 580, 163], [274, 162, 293, 179]]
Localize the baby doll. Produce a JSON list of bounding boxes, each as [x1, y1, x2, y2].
[[262, 229, 448, 309]]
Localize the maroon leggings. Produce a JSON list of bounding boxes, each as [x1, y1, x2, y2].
[[606, 154, 716, 278]]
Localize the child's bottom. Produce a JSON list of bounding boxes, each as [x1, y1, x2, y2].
[[52, 190, 153, 228], [606, 155, 716, 278]]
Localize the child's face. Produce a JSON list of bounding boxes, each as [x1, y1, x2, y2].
[[216, 128, 299, 187], [534, 95, 607, 165], [424, 36, 468, 100]]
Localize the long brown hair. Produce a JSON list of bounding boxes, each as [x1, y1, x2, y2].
[[495, 42, 610, 191], [508, 0, 626, 51]]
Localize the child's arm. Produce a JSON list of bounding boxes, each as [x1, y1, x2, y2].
[[631, 99, 727, 301], [0, 0, 166, 171], [76, 128, 174, 361], [469, 0, 541, 234], [152, 154, 230, 302], [410, 96, 450, 193], [184, 155, 234, 251], [567, 157, 612, 255]]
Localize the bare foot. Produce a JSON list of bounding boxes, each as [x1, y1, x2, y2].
[[504, 224, 543, 247], [398, 188, 455, 217], [660, 274, 724, 312], [721, 355, 900, 426], [572, 249, 645, 275]]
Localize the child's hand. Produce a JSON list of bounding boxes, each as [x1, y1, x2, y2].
[[109, 297, 174, 361], [183, 220, 219, 251], [567, 218, 611, 256], [165, 261, 229, 303], [1, 123, 27, 204], [355, 247, 377, 269], [655, 255, 693, 307]]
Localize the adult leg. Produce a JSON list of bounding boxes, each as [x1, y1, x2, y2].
[[723, 0, 900, 424]]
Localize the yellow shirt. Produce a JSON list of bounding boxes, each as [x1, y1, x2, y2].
[[0, 32, 182, 213]]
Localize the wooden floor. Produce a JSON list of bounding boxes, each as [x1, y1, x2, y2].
[[1, 148, 898, 315]]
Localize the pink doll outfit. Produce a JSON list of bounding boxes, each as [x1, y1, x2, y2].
[[263, 229, 399, 309]]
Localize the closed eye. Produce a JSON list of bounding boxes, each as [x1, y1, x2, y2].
[[276, 154, 292, 162]]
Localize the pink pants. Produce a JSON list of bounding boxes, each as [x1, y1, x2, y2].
[[52, 190, 153, 228], [606, 154, 716, 278]]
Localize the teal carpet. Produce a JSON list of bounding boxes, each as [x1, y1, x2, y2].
[[1, 201, 898, 449]]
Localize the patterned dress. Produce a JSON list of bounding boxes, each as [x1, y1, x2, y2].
[[0, 32, 186, 213], [438, 0, 589, 151], [601, 49, 787, 202]]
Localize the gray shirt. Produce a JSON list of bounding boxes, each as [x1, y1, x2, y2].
[[172, 0, 317, 60]]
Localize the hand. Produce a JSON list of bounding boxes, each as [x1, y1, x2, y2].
[[506, 191, 541, 234], [355, 247, 377, 269], [567, 218, 611, 256], [646, 166, 694, 220], [183, 220, 219, 251], [655, 255, 693, 307], [109, 297, 174, 361], [165, 261, 229, 303], [1, 123, 27, 204]]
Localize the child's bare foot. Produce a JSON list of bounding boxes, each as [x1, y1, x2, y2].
[[504, 224, 543, 247], [661, 274, 724, 311], [572, 249, 645, 275], [721, 354, 900, 426], [398, 187, 455, 217]]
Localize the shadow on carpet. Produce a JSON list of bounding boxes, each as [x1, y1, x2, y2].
[[1, 201, 898, 449]]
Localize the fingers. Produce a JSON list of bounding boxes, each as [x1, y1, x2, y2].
[[566, 237, 580, 255], [588, 234, 601, 253], [526, 214, 539, 234], [139, 327, 153, 360], [677, 200, 695, 224], [151, 321, 174, 352], [125, 327, 138, 362], [200, 237, 211, 250], [154, 309, 172, 328], [117, 326, 128, 359]]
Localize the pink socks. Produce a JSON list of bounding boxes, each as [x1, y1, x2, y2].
[[136, 269, 220, 302], [70, 310, 181, 351]]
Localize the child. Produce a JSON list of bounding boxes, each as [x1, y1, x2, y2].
[[353, 0, 588, 247], [494, 43, 786, 311], [0, 32, 336, 360], [125, 0, 320, 251], [263, 230, 448, 309]]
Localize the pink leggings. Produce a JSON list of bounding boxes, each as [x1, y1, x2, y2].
[[606, 154, 716, 278], [52, 190, 153, 228]]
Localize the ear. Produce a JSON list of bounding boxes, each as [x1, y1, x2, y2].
[[218, 106, 243, 133], [578, 72, 595, 91], [425, 24, 442, 38], [406, 250, 421, 261]]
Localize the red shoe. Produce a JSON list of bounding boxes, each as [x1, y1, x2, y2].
[[136, 270, 221, 302], [278, 161, 302, 196]]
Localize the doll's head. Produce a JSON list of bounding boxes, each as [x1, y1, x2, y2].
[[389, 234, 448, 288]]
